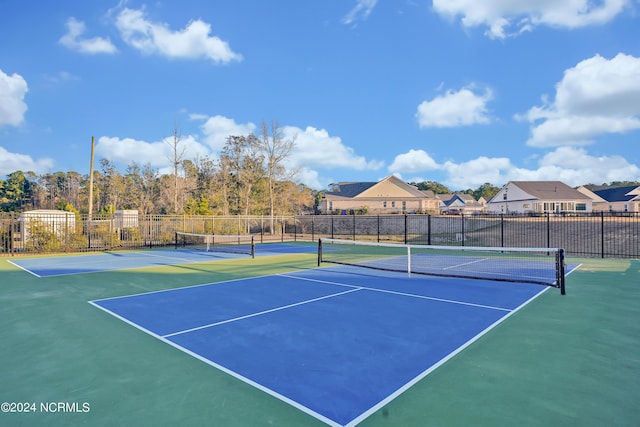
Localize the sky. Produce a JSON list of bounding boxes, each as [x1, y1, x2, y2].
[[1, 0, 639, 191]]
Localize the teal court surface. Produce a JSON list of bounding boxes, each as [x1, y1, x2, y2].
[[1, 242, 639, 427]]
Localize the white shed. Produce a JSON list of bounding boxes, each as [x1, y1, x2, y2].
[[18, 209, 76, 242], [114, 210, 139, 228]]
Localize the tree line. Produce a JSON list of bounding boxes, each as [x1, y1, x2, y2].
[[2, 120, 638, 216], [0, 122, 316, 217]]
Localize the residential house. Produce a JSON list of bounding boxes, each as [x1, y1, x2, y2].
[[577, 185, 640, 212], [487, 181, 592, 214], [319, 175, 441, 214], [437, 193, 486, 214]]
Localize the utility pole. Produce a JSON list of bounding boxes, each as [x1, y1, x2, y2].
[[88, 136, 95, 219]]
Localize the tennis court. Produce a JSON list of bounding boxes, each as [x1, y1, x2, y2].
[[7, 242, 317, 277], [1, 241, 639, 427], [91, 264, 561, 427]]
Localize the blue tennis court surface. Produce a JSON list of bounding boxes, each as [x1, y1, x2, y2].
[[8, 243, 316, 277], [90, 265, 567, 427]]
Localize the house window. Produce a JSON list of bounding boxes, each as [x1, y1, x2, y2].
[[383, 201, 387, 208], [329, 201, 333, 211], [503, 193, 507, 200], [391, 201, 396, 208], [402, 201, 406, 210], [576, 203, 586, 211]]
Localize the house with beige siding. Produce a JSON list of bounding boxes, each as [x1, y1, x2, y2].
[[319, 175, 441, 214], [487, 181, 592, 214], [578, 185, 640, 212]]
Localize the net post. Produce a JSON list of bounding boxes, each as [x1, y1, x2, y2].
[[557, 248, 566, 295], [317, 238, 323, 266]]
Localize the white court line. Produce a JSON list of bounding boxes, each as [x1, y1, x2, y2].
[[442, 257, 488, 270], [345, 285, 550, 427], [88, 299, 342, 427], [6, 260, 42, 277], [278, 273, 512, 312], [90, 269, 550, 427], [162, 287, 363, 338], [8, 250, 220, 278]]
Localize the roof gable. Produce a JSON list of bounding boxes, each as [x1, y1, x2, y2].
[[324, 176, 435, 199], [328, 181, 377, 198], [358, 176, 429, 198], [577, 186, 605, 202], [510, 181, 589, 200], [593, 185, 640, 202]]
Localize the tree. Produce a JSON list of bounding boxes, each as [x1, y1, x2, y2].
[[124, 162, 159, 214], [472, 182, 500, 201], [274, 181, 314, 215], [411, 181, 451, 194], [259, 120, 297, 232], [0, 171, 35, 211], [218, 134, 266, 216], [97, 159, 126, 214], [166, 122, 186, 214]]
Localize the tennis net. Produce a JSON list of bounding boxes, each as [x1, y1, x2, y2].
[[175, 232, 255, 258], [318, 238, 566, 294]]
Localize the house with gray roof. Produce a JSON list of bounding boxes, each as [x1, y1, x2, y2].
[[318, 175, 441, 214], [578, 185, 640, 212], [437, 193, 486, 214], [487, 181, 592, 214]]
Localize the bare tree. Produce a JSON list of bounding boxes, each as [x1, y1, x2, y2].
[[97, 159, 126, 214], [218, 135, 265, 216], [125, 162, 159, 215], [259, 120, 297, 233], [166, 122, 186, 213]]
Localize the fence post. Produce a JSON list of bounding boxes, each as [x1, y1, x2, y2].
[[377, 215, 380, 242], [427, 214, 431, 245], [353, 214, 356, 241], [311, 216, 315, 242], [601, 211, 605, 258], [461, 213, 465, 246], [546, 212, 550, 248], [500, 214, 504, 247], [331, 215, 334, 239], [404, 214, 408, 244]]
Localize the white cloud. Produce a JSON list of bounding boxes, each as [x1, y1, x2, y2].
[[343, 0, 378, 25], [385, 145, 640, 189], [284, 125, 384, 171], [294, 167, 323, 190], [433, 0, 629, 39], [95, 135, 209, 167], [0, 69, 28, 127], [115, 8, 242, 64], [532, 146, 640, 185], [59, 17, 118, 54], [199, 115, 256, 151], [388, 149, 439, 172], [0, 146, 54, 176], [43, 71, 79, 85], [416, 87, 493, 128], [442, 156, 514, 189], [522, 53, 640, 147]]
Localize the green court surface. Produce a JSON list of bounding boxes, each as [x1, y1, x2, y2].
[[0, 249, 638, 427]]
